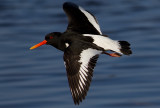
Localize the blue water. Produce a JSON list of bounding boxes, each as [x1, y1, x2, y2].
[[0, 0, 160, 108]]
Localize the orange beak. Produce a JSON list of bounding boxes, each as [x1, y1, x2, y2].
[[30, 40, 47, 50]]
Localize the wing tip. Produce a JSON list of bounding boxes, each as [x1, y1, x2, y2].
[[69, 72, 94, 105], [68, 72, 91, 105], [63, 2, 78, 10]]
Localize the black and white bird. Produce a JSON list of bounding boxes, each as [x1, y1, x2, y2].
[[30, 2, 132, 105]]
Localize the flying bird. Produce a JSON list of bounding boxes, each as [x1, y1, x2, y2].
[[30, 2, 132, 105]]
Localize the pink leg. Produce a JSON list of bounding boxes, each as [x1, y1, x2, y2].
[[103, 52, 121, 57]]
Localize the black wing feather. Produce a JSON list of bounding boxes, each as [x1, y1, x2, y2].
[[63, 46, 99, 105], [63, 2, 101, 35]]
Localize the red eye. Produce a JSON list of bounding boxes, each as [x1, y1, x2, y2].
[[49, 36, 53, 39]]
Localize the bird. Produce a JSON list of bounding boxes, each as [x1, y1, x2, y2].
[[30, 2, 132, 105]]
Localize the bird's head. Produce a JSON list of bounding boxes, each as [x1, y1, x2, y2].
[[30, 32, 62, 50]]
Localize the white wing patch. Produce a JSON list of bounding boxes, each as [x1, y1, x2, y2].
[[79, 48, 101, 65], [83, 34, 122, 54], [78, 48, 101, 89], [79, 7, 102, 35]]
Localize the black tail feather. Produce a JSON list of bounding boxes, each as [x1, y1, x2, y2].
[[119, 41, 132, 55]]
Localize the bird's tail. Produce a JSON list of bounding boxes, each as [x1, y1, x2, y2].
[[118, 41, 132, 55]]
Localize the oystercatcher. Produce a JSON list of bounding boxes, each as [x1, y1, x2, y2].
[[30, 2, 132, 105]]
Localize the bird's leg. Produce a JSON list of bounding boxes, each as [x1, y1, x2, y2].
[[103, 52, 121, 57]]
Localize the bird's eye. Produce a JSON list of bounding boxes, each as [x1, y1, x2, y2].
[[49, 36, 53, 39]]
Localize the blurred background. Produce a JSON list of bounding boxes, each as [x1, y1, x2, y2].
[[0, 0, 160, 108]]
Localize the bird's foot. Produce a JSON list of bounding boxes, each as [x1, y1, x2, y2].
[[103, 52, 121, 57]]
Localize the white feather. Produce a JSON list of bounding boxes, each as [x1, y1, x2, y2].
[[79, 81, 84, 90], [80, 75, 85, 86], [81, 66, 88, 76], [79, 48, 101, 66], [78, 86, 82, 93], [83, 34, 122, 54], [80, 70, 87, 81], [78, 48, 101, 91], [79, 7, 102, 35]]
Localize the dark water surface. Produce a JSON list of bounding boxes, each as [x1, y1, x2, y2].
[[0, 0, 160, 108]]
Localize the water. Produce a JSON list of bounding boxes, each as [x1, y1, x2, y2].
[[0, 0, 160, 108]]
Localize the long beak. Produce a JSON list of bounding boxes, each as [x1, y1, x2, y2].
[[30, 40, 47, 50]]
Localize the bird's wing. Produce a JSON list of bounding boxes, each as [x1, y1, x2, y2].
[[63, 43, 101, 105], [63, 2, 102, 35]]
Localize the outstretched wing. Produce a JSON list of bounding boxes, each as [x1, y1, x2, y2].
[[63, 44, 101, 105], [63, 2, 102, 35]]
